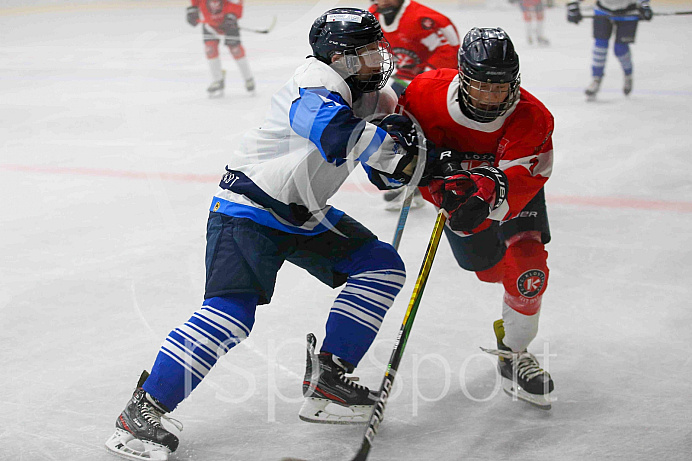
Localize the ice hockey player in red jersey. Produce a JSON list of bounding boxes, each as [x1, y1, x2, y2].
[[369, 0, 460, 96], [186, 0, 255, 97], [518, 0, 550, 46], [399, 27, 555, 408], [370, 0, 460, 210]]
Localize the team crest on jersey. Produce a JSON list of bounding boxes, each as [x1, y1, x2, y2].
[[392, 47, 421, 69], [207, 0, 223, 14], [420, 17, 435, 30], [517, 270, 545, 298]]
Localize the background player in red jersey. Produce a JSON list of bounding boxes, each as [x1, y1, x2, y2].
[[518, 0, 550, 46], [186, 0, 255, 97], [400, 27, 555, 408], [369, 0, 460, 210], [369, 0, 460, 96]]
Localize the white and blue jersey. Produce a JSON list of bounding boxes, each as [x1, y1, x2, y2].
[[594, 0, 641, 20], [210, 57, 400, 235]]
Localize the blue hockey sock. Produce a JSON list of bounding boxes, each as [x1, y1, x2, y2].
[[591, 39, 609, 78], [142, 293, 258, 411], [614, 42, 633, 75], [323, 240, 405, 366]]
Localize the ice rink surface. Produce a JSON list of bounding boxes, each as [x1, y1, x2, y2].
[[2, 0, 692, 460]]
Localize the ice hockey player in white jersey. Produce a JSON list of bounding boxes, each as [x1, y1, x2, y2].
[[105, 7, 431, 460], [567, 0, 653, 98]]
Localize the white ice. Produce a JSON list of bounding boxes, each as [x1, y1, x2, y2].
[[1, 1, 692, 460]]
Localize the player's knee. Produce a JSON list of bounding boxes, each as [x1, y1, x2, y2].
[[201, 294, 258, 346], [502, 238, 549, 316], [340, 239, 405, 278], [227, 43, 245, 58], [594, 38, 609, 49], [613, 42, 629, 56], [205, 41, 220, 59], [476, 261, 504, 284]]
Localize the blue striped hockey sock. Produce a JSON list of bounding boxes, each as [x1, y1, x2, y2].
[[614, 42, 633, 76], [322, 240, 406, 366], [322, 269, 405, 366], [142, 293, 258, 411], [591, 39, 609, 78]]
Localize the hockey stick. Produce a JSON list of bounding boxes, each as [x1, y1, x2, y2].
[[352, 210, 447, 461], [391, 128, 428, 251], [581, 10, 692, 18], [280, 212, 446, 461], [198, 15, 277, 35], [240, 15, 277, 34]]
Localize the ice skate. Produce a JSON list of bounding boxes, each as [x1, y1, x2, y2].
[[383, 187, 426, 212], [245, 77, 256, 94], [537, 36, 550, 47], [299, 333, 377, 424], [624, 74, 633, 96], [585, 76, 602, 100], [105, 371, 182, 461], [481, 319, 554, 410], [207, 70, 226, 98]]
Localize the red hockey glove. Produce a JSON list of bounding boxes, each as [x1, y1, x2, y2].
[[429, 166, 508, 232]]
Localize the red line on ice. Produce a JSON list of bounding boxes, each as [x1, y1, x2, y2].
[[3, 163, 692, 213]]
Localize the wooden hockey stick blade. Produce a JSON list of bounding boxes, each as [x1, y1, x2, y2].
[[350, 211, 448, 461]]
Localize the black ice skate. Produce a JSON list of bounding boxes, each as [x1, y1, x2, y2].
[[207, 70, 226, 98], [299, 333, 377, 424], [585, 76, 602, 100], [624, 75, 633, 96], [481, 319, 554, 410], [105, 371, 182, 461], [245, 77, 256, 93]]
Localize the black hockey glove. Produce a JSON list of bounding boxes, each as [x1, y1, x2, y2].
[[222, 14, 240, 35], [376, 114, 433, 185], [638, 1, 653, 20], [428, 154, 508, 233], [567, 2, 582, 24], [186, 6, 200, 27]]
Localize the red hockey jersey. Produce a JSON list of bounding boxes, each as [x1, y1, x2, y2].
[[192, 0, 243, 28], [369, 0, 459, 83], [399, 69, 554, 231]]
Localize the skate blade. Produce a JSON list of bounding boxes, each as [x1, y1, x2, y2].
[[208, 91, 224, 99], [298, 397, 371, 424], [501, 379, 553, 410], [105, 429, 170, 460]]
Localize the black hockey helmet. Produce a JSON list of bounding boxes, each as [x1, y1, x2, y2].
[[457, 27, 521, 122], [309, 8, 393, 92]]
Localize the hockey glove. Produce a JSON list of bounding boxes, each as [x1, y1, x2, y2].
[[429, 164, 508, 233], [638, 1, 653, 20], [222, 14, 240, 35], [566, 2, 582, 24], [186, 6, 200, 27], [376, 114, 433, 185]]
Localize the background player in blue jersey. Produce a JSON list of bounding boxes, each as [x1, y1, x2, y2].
[[105, 8, 429, 460], [567, 0, 653, 98]]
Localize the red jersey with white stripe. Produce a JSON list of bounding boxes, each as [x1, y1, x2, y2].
[[192, 0, 243, 28], [369, 0, 459, 83], [400, 69, 554, 229]]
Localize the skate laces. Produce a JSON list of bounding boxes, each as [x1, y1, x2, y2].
[[481, 347, 545, 381], [140, 396, 184, 432], [336, 368, 367, 392]]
